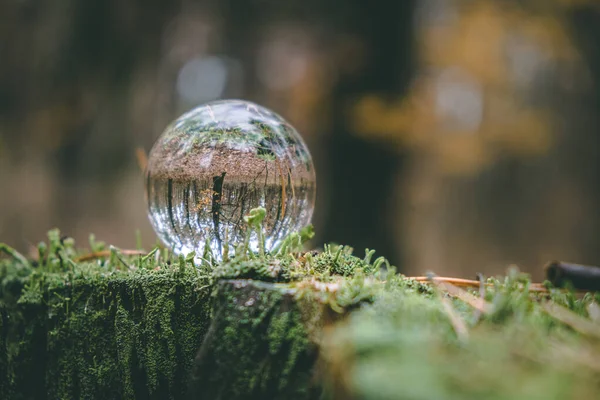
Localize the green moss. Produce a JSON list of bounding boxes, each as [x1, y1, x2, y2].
[[188, 280, 317, 399], [1, 214, 600, 399], [0, 232, 213, 399], [320, 271, 600, 399]]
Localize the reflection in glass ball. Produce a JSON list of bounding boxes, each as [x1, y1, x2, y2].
[[145, 100, 316, 260]]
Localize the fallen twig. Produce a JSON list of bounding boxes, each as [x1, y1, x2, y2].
[[545, 261, 600, 291], [411, 276, 550, 293], [75, 249, 147, 262]]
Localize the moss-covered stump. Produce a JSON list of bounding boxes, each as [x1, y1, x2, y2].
[[0, 260, 212, 399], [3, 227, 600, 400], [0, 228, 345, 400], [188, 280, 318, 400]]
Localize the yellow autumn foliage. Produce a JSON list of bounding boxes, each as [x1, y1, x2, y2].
[[351, 0, 587, 176]]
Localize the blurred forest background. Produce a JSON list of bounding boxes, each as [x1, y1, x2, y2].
[[1, 0, 599, 279]]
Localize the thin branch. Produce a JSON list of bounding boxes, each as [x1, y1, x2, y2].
[[75, 249, 147, 262], [545, 261, 600, 291], [410, 276, 550, 293]]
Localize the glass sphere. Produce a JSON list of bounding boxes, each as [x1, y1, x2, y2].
[[145, 99, 316, 260]]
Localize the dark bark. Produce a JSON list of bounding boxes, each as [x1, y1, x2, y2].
[[317, 0, 416, 269], [546, 261, 600, 291]]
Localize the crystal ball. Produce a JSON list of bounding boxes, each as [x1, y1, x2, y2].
[[145, 99, 316, 260]]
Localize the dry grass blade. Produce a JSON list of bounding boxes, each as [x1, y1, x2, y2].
[[427, 274, 470, 341], [432, 278, 493, 314], [472, 273, 486, 323], [548, 339, 600, 373], [514, 339, 600, 374], [136, 147, 148, 172], [588, 302, 600, 323], [439, 293, 469, 341], [543, 302, 600, 339]]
